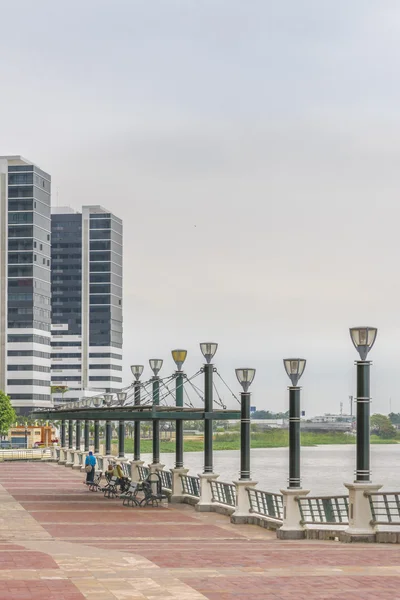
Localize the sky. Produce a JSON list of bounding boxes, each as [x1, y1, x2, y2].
[[1, 0, 400, 416]]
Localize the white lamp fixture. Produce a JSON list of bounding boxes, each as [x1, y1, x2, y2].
[[283, 359, 306, 387], [103, 393, 114, 406], [92, 396, 103, 408], [117, 391, 127, 406], [130, 365, 144, 380], [200, 342, 218, 364], [349, 327, 378, 361], [149, 359, 163, 376], [235, 368, 256, 392]]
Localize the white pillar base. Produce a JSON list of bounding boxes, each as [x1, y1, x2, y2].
[[130, 460, 144, 482], [277, 488, 310, 539], [149, 462, 165, 473], [343, 482, 382, 542], [58, 447, 68, 465], [170, 467, 189, 502], [65, 449, 74, 467], [231, 480, 257, 523], [195, 473, 219, 512], [103, 455, 114, 473], [72, 450, 83, 470]]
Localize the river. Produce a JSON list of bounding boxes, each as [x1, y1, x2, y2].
[[127, 444, 400, 495]]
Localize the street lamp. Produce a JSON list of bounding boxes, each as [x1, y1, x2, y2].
[[93, 396, 103, 408], [172, 349, 187, 372], [103, 393, 114, 406], [235, 368, 256, 480], [200, 342, 218, 364], [130, 366, 144, 462], [149, 359, 163, 466], [131, 365, 144, 380], [149, 359, 163, 376], [349, 326, 377, 483], [172, 349, 187, 469], [117, 391, 127, 406], [200, 342, 218, 474], [283, 358, 306, 488]]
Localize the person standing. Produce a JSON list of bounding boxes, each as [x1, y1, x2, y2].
[[85, 451, 96, 483]]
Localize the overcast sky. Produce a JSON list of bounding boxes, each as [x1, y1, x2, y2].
[[1, 1, 400, 415]]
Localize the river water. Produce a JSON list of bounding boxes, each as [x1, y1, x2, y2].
[[127, 445, 400, 495]]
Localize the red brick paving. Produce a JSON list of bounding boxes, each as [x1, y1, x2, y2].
[[42, 522, 240, 539], [183, 576, 400, 600], [3, 462, 400, 600], [0, 550, 58, 570], [30, 510, 197, 522], [0, 580, 85, 600]]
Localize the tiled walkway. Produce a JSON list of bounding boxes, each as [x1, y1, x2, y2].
[[0, 463, 400, 599]]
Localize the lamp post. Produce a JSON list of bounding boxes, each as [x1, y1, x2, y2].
[[277, 358, 308, 540], [84, 418, 90, 453], [150, 359, 163, 467], [92, 396, 102, 455], [283, 358, 306, 489], [131, 365, 144, 461], [130, 365, 144, 482], [172, 349, 187, 469], [235, 368, 256, 480], [117, 391, 127, 458], [24, 426, 28, 450], [61, 420, 66, 448], [201, 342, 217, 474], [103, 393, 113, 457], [231, 368, 256, 524], [344, 326, 381, 541], [349, 327, 377, 483], [68, 420, 73, 449]]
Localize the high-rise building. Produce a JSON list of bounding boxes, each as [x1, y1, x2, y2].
[[51, 206, 123, 402], [0, 156, 52, 414]]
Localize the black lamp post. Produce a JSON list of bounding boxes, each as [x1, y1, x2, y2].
[[92, 396, 103, 454], [117, 391, 127, 458], [150, 359, 163, 465], [24, 426, 28, 449], [200, 342, 218, 474], [283, 358, 306, 489], [61, 420, 66, 448], [349, 326, 377, 483], [235, 368, 256, 480], [131, 365, 144, 461], [172, 349, 187, 469]]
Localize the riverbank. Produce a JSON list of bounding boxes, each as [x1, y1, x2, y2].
[[116, 430, 399, 454]]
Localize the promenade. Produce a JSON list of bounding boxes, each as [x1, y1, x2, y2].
[[0, 464, 399, 599]]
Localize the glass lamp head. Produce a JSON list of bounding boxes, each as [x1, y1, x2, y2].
[[149, 359, 163, 376], [200, 342, 218, 364], [172, 349, 187, 371], [130, 365, 144, 381], [92, 396, 103, 408], [349, 327, 377, 361], [235, 368, 256, 392], [283, 358, 306, 387], [117, 391, 127, 406], [103, 393, 114, 406]]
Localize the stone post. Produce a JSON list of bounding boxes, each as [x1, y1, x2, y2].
[[277, 488, 310, 539]]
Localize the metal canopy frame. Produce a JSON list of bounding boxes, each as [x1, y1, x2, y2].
[[31, 406, 241, 421]]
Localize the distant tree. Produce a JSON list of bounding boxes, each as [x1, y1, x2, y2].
[[0, 391, 17, 436], [389, 412, 400, 425], [371, 414, 397, 439], [251, 410, 289, 420]]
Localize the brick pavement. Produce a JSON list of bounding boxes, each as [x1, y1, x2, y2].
[[0, 463, 400, 599]]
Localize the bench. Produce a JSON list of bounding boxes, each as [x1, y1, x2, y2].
[[120, 482, 140, 507], [139, 472, 169, 507], [101, 475, 119, 499], [87, 471, 103, 492]]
